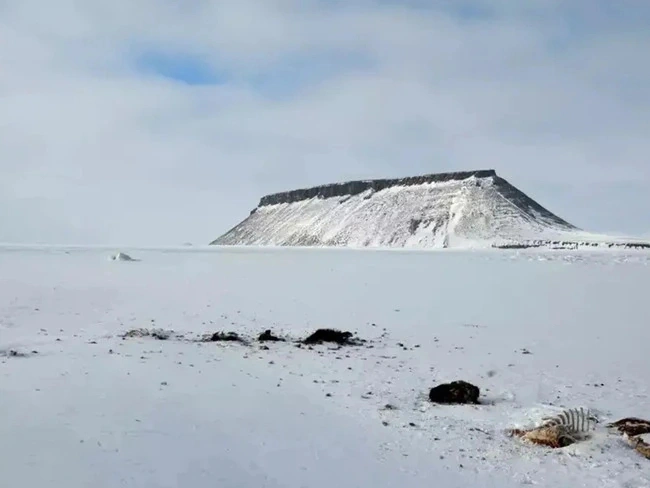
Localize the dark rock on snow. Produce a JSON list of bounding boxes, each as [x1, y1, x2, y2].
[[1, 349, 28, 358], [303, 329, 362, 346], [258, 329, 285, 342], [151, 330, 171, 340], [429, 380, 480, 404], [122, 328, 172, 340], [204, 331, 246, 343]]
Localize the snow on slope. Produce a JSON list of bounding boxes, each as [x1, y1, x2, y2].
[[1, 246, 650, 487], [212, 171, 648, 249]]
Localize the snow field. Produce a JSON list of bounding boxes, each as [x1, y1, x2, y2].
[[1, 246, 649, 487]]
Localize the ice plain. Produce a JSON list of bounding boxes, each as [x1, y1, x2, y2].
[[1, 244, 649, 487]]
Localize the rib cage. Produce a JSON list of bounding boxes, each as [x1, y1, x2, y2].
[[542, 408, 596, 434]]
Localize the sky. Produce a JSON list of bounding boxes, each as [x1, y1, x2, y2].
[[1, 0, 649, 245]]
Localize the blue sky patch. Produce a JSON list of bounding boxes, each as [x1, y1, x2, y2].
[[135, 51, 225, 85], [132, 47, 372, 96]]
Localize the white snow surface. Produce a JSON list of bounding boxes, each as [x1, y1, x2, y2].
[[1, 245, 650, 487], [214, 176, 646, 248]]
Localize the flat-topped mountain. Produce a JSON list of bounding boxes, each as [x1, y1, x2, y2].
[[211, 170, 648, 249]]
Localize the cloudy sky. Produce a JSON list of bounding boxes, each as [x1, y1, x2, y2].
[[1, 0, 649, 245]]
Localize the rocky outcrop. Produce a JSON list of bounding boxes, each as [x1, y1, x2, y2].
[[428, 380, 480, 404], [202, 331, 247, 343], [258, 170, 498, 206], [258, 330, 285, 342], [494, 240, 650, 250], [302, 329, 363, 346]]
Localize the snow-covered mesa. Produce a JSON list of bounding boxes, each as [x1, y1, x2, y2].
[[1, 245, 649, 488], [213, 170, 648, 249]]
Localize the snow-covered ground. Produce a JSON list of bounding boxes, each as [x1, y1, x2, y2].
[[1, 245, 649, 487]]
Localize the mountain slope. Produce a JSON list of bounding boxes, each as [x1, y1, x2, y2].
[[212, 170, 647, 249]]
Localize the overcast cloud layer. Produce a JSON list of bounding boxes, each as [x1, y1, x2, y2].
[[1, 0, 649, 245]]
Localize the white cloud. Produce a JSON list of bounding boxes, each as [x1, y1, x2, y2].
[[1, 0, 649, 244]]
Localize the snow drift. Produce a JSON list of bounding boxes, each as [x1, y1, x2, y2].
[[110, 252, 138, 261], [211, 170, 648, 249]]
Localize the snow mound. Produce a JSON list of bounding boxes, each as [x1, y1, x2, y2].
[[110, 252, 137, 261]]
